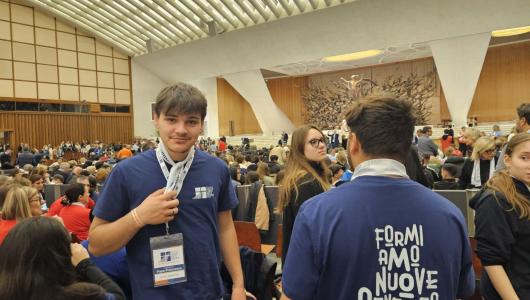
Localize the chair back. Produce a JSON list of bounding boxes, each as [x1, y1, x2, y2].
[[233, 221, 261, 252], [434, 189, 475, 236], [261, 186, 282, 245], [43, 184, 70, 207], [234, 185, 253, 221]]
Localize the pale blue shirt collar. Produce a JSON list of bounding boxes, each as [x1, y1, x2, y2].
[[351, 159, 409, 181]]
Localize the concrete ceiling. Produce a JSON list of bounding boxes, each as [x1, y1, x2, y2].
[[26, 0, 357, 56], [131, 0, 530, 83], [263, 32, 530, 77]]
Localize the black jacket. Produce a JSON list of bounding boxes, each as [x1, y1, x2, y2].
[[281, 174, 324, 266], [433, 179, 459, 190], [74, 259, 125, 300], [459, 157, 498, 189], [469, 178, 530, 299]]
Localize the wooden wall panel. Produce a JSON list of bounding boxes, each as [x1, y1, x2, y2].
[[217, 78, 262, 136], [266, 76, 308, 127], [439, 87, 451, 122], [468, 41, 530, 122], [0, 112, 133, 150]]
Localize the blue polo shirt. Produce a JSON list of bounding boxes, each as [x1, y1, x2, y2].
[[282, 176, 475, 300], [93, 149, 238, 299]]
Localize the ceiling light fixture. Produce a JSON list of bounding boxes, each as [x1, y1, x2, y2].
[[492, 26, 530, 37], [323, 49, 383, 62]]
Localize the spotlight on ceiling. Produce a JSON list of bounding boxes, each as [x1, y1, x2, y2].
[[323, 49, 383, 62], [492, 26, 530, 37]]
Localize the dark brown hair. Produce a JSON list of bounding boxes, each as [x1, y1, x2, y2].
[[154, 83, 207, 120], [345, 96, 415, 162]]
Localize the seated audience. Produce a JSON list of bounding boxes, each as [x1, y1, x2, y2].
[[58, 183, 91, 241], [0, 217, 125, 300], [434, 164, 460, 190]]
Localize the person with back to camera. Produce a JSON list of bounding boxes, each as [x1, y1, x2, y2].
[[59, 183, 92, 241], [470, 133, 530, 299], [276, 125, 331, 266], [280, 96, 474, 300], [0, 216, 124, 300]]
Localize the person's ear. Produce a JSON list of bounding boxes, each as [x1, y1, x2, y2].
[[348, 133, 361, 156], [503, 154, 512, 169]]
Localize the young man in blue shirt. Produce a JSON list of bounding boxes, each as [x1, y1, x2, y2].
[[281, 96, 475, 300], [89, 83, 247, 299]]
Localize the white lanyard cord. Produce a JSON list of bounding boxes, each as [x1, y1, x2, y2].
[[155, 140, 195, 235]]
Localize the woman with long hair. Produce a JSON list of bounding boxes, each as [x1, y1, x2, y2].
[[459, 136, 498, 189], [0, 185, 42, 244], [470, 133, 530, 299], [277, 125, 331, 264], [0, 217, 124, 300]]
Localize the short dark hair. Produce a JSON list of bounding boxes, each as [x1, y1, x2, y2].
[[52, 174, 64, 183], [517, 103, 530, 124], [422, 126, 432, 134], [154, 83, 207, 120], [229, 165, 238, 181], [245, 171, 260, 184], [29, 174, 43, 184], [345, 96, 415, 161], [63, 183, 85, 205], [441, 164, 457, 178], [330, 163, 343, 176]]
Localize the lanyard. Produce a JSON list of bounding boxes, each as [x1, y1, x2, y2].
[[155, 140, 195, 235]]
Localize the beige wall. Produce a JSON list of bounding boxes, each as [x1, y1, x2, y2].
[[0, 1, 131, 105]]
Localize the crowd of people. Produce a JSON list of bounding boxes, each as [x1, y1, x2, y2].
[[0, 82, 528, 300]]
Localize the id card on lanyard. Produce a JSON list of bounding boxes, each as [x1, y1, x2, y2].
[[150, 141, 195, 287]]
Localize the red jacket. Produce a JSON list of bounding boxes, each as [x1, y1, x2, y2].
[[58, 204, 91, 241], [0, 219, 17, 245]]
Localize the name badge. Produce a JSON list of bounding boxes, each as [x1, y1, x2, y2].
[[150, 233, 187, 287]]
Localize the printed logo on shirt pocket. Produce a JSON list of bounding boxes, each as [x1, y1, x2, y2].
[[192, 186, 214, 199]]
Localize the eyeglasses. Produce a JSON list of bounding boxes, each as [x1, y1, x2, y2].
[[483, 148, 496, 154], [308, 138, 326, 148]]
